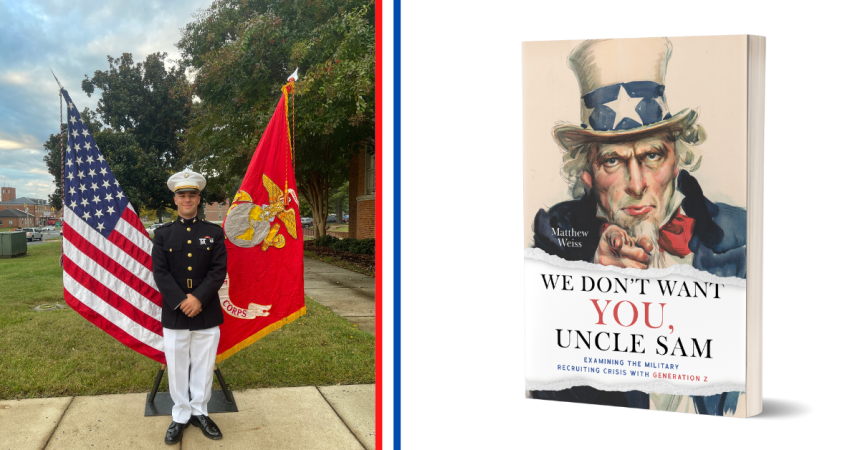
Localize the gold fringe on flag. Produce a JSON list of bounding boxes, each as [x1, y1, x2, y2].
[[215, 306, 307, 363]]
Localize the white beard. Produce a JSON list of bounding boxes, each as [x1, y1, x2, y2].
[[597, 188, 687, 269]]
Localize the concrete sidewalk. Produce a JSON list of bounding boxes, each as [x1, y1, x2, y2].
[[303, 257, 376, 336], [1, 257, 377, 449], [1, 384, 374, 449]]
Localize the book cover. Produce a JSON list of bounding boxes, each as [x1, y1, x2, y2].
[[523, 36, 760, 417]]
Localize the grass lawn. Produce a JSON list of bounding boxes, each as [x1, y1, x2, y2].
[[330, 224, 349, 233], [0, 241, 374, 400]]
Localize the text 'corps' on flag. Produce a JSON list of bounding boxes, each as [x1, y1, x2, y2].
[[218, 82, 305, 362], [60, 89, 165, 364]]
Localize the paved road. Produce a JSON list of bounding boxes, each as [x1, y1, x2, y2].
[[25, 231, 63, 246]]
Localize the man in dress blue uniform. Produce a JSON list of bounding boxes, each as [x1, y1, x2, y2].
[[529, 38, 745, 415], [151, 170, 227, 443]]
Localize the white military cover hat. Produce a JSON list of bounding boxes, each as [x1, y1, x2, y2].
[[167, 170, 206, 193]]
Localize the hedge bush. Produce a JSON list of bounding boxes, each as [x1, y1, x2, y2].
[[331, 237, 356, 252], [312, 235, 374, 255], [350, 238, 374, 255], [314, 235, 338, 247]]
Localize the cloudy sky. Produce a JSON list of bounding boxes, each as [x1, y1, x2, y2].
[[0, 0, 211, 200]]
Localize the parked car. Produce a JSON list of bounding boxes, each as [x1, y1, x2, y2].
[[22, 227, 43, 241], [42, 226, 56, 232], [300, 217, 313, 227], [148, 223, 166, 231], [326, 214, 337, 223], [343, 214, 349, 223]]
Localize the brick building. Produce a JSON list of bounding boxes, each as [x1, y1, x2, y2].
[[0, 209, 35, 228], [1, 186, 16, 202], [203, 200, 231, 223], [348, 143, 375, 239], [0, 194, 59, 227]]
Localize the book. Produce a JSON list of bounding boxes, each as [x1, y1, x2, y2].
[[522, 35, 764, 417]]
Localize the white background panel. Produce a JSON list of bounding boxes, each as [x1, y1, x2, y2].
[[392, 0, 860, 448]]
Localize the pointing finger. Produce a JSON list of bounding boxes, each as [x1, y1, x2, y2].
[[637, 236, 655, 253], [619, 244, 651, 265]]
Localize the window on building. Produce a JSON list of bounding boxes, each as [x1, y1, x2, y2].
[[219, 212, 222, 219]]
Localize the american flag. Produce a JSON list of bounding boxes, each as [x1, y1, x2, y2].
[[61, 89, 165, 363]]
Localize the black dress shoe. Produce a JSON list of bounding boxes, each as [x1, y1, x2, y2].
[[164, 421, 188, 445], [190, 414, 223, 440]]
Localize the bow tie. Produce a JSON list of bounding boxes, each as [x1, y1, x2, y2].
[[599, 213, 696, 258]]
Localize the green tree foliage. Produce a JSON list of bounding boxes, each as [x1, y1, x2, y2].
[[178, 0, 374, 236], [81, 53, 192, 170], [43, 109, 103, 210], [78, 52, 194, 213]]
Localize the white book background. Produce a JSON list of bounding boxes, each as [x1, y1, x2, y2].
[[396, 0, 860, 448]]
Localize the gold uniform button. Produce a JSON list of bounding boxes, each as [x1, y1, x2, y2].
[[169, 249, 172, 252], [188, 253, 192, 257], [188, 266, 192, 271], [187, 240, 192, 244], [207, 247, 210, 250], [187, 227, 191, 232]]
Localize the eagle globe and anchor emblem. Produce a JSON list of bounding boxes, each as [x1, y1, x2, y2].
[[219, 174, 299, 319]]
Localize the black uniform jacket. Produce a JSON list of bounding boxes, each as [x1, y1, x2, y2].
[[151, 216, 227, 330]]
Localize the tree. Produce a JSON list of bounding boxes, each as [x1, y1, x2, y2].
[[42, 108, 178, 216], [330, 180, 349, 223], [177, 0, 374, 236], [43, 108, 103, 210], [80, 52, 193, 213]]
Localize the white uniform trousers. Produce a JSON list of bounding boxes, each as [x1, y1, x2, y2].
[[162, 326, 220, 424]]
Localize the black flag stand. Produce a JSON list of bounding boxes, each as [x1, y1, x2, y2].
[[144, 365, 239, 416]]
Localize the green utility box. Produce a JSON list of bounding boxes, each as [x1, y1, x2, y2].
[[0, 231, 27, 258]]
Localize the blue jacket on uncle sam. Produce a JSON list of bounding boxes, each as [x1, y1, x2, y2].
[[532, 170, 747, 280]]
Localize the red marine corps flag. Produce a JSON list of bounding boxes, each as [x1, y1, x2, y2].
[[218, 81, 306, 362]]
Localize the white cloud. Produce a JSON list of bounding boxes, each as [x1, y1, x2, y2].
[[0, 71, 31, 85], [0, 0, 213, 201], [0, 132, 40, 150], [0, 139, 28, 150]]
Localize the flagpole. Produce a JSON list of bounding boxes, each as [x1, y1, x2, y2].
[[287, 67, 298, 167], [291, 85, 295, 167], [52, 70, 65, 259]]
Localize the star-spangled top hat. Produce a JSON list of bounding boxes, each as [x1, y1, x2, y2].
[[553, 38, 697, 150]]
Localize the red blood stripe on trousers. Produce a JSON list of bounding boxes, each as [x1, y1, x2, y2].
[[107, 226, 153, 270], [64, 224, 162, 307], [121, 207, 151, 237], [64, 257, 164, 336], [64, 288, 166, 364]]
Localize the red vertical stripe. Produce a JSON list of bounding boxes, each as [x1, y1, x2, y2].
[[375, 2, 383, 449]]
